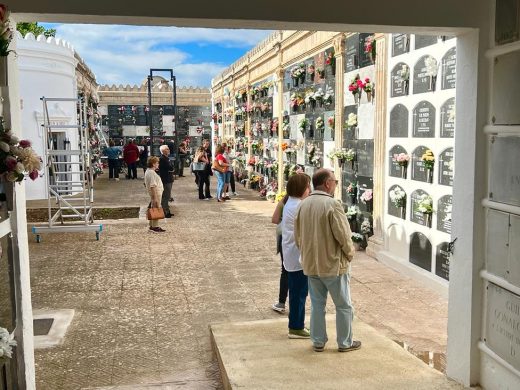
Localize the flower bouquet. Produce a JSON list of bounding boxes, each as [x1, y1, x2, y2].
[[360, 219, 372, 235], [364, 35, 376, 63], [276, 190, 287, 203], [266, 190, 277, 202], [314, 88, 324, 107], [328, 116, 335, 129], [363, 78, 374, 102], [0, 128, 41, 182], [346, 205, 359, 220], [424, 57, 439, 91], [0, 327, 16, 361], [351, 232, 365, 250], [389, 186, 406, 218], [305, 90, 316, 109], [325, 49, 336, 75], [416, 194, 433, 227], [421, 149, 435, 182], [348, 75, 364, 104], [298, 118, 308, 135], [360, 189, 373, 212], [393, 152, 410, 178], [346, 182, 357, 203], [0, 5, 13, 57]]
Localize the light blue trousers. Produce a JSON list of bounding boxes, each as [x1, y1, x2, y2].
[[215, 171, 225, 199], [308, 273, 353, 348]]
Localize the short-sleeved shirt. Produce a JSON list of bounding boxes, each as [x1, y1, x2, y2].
[[216, 153, 228, 172], [281, 196, 302, 272]]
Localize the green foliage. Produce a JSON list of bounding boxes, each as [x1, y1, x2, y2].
[[16, 22, 56, 38]]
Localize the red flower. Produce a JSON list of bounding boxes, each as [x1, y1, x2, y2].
[[365, 78, 371, 83], [29, 170, 39, 181], [19, 139, 31, 148]]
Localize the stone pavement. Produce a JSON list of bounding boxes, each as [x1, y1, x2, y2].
[[27, 173, 448, 389]]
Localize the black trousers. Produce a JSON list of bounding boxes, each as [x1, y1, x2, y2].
[[277, 234, 289, 304], [108, 159, 119, 179], [230, 171, 236, 193], [197, 171, 211, 199], [127, 162, 137, 179]]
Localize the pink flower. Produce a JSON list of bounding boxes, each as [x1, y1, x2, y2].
[[5, 156, 17, 170], [19, 139, 31, 148], [29, 170, 39, 181], [0, 4, 8, 23]]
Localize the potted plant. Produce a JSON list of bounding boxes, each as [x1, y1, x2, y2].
[[416, 194, 434, 227], [392, 152, 410, 178], [421, 149, 435, 183], [351, 233, 365, 251]]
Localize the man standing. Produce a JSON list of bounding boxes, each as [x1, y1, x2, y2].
[[158, 145, 174, 218], [198, 138, 212, 199], [294, 169, 361, 353], [123, 139, 140, 179]]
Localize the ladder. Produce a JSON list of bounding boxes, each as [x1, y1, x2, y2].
[[32, 97, 102, 242], [96, 122, 109, 149]]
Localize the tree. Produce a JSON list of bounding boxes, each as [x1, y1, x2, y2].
[[16, 22, 56, 38]]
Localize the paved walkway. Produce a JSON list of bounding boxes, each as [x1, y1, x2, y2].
[[27, 173, 448, 389]]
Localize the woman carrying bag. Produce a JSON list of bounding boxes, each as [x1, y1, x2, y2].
[[144, 156, 166, 232], [194, 146, 210, 200], [213, 145, 229, 202]]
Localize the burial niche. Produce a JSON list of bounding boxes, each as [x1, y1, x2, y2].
[[409, 232, 432, 272]]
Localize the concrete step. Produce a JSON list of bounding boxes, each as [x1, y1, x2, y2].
[[210, 316, 467, 390]]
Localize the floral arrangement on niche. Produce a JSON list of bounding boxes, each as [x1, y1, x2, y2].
[[363, 78, 374, 101], [421, 149, 435, 170], [346, 182, 357, 196], [346, 205, 359, 220], [266, 190, 277, 202], [298, 118, 308, 134], [360, 189, 373, 204], [324, 85, 334, 106], [314, 88, 325, 105], [389, 186, 406, 208], [351, 232, 365, 242], [0, 327, 16, 360], [348, 75, 364, 98], [0, 127, 41, 182], [328, 116, 335, 128], [392, 153, 410, 166], [325, 49, 336, 74], [291, 63, 306, 80], [315, 117, 324, 130], [346, 113, 358, 128], [364, 35, 376, 62], [316, 67, 325, 78], [305, 90, 316, 107], [0, 5, 13, 57], [416, 194, 433, 214]]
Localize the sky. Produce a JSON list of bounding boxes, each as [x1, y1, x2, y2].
[[41, 23, 272, 88]]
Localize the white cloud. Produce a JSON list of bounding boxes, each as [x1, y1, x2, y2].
[[51, 24, 271, 87]]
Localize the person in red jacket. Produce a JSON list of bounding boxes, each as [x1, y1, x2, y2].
[[123, 139, 140, 179]]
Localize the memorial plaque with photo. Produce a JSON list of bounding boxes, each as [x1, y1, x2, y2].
[[438, 148, 454, 186], [359, 33, 375, 68], [390, 104, 409, 137], [410, 189, 431, 226], [441, 47, 457, 90], [440, 98, 455, 138], [413, 56, 436, 95], [356, 141, 374, 177], [409, 232, 432, 272], [435, 242, 451, 280], [390, 62, 409, 97], [388, 184, 407, 219], [412, 101, 435, 138], [437, 195, 453, 234], [486, 283, 520, 371], [412, 145, 430, 182], [414, 35, 438, 50], [392, 34, 410, 57], [345, 34, 359, 73], [389, 145, 408, 178]]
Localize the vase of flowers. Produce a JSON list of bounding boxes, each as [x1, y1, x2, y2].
[[417, 194, 433, 227], [298, 118, 308, 136], [392, 153, 410, 178], [326, 50, 336, 75], [360, 189, 373, 212], [364, 35, 376, 63], [351, 233, 365, 251], [421, 149, 435, 183], [389, 186, 406, 218], [0, 125, 41, 184], [363, 78, 374, 102], [425, 57, 439, 92], [346, 182, 357, 204], [349, 75, 364, 105], [346, 205, 359, 231]]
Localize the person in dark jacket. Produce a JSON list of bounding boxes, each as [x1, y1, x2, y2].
[[139, 140, 149, 175], [158, 145, 174, 218], [123, 139, 140, 179]]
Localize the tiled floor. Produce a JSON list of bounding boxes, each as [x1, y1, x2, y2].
[[28, 174, 448, 389]]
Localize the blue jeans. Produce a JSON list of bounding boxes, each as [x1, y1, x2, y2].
[[215, 171, 225, 199], [308, 273, 353, 348], [288, 270, 308, 330]]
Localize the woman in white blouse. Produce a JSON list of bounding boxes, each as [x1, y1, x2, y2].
[[144, 156, 165, 232]]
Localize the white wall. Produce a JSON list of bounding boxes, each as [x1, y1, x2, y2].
[[16, 32, 78, 200]]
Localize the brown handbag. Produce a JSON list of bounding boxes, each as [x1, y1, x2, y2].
[[212, 159, 227, 173], [147, 207, 165, 220]]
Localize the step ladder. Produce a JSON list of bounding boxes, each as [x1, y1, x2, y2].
[[96, 123, 109, 149], [32, 97, 102, 243]]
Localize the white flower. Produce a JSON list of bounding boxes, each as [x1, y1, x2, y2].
[[8, 135, 18, 145], [347, 113, 358, 127], [15, 162, 24, 173], [424, 57, 439, 77], [0, 141, 9, 152]]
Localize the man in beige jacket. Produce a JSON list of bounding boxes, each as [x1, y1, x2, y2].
[[294, 169, 361, 353]]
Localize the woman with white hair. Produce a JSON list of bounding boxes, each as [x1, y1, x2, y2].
[[144, 156, 165, 232]]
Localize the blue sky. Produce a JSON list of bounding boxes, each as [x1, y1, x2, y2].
[[42, 23, 271, 87]]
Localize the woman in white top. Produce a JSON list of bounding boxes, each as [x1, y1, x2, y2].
[[281, 173, 311, 339], [144, 156, 165, 232]]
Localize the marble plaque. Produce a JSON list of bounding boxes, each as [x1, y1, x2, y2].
[[411, 145, 430, 182], [492, 50, 520, 125], [356, 140, 374, 177], [440, 98, 455, 138], [435, 243, 451, 280], [490, 136, 520, 207], [388, 185, 406, 219], [389, 145, 408, 178], [359, 33, 375, 68], [392, 34, 410, 57], [441, 47, 457, 90], [390, 62, 410, 97], [413, 56, 437, 94], [414, 35, 438, 50], [486, 283, 520, 371], [495, 0, 520, 45], [410, 189, 431, 226], [345, 34, 359, 73], [390, 104, 409, 137], [409, 232, 432, 271], [438, 148, 454, 186], [413, 101, 436, 138], [437, 195, 453, 234]]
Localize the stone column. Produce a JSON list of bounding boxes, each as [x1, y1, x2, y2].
[[245, 65, 252, 174], [366, 35, 388, 258], [333, 34, 346, 199], [276, 66, 285, 192]]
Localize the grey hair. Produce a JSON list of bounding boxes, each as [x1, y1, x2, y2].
[[159, 145, 169, 153]]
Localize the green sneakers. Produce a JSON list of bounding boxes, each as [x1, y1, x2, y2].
[[288, 328, 310, 339]]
